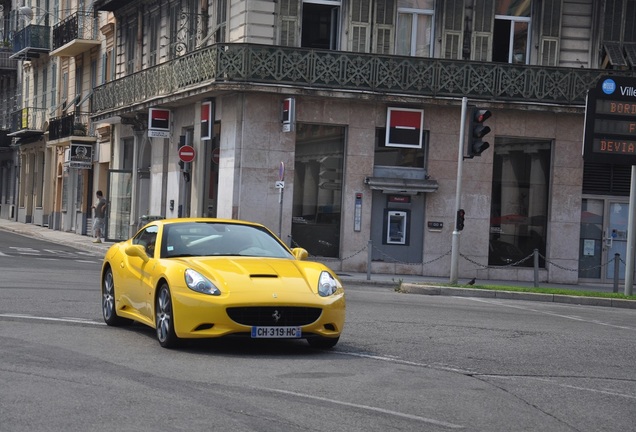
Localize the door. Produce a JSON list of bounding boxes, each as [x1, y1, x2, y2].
[[107, 170, 133, 241], [605, 201, 629, 280], [579, 198, 629, 283]]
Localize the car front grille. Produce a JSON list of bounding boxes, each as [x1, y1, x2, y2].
[[226, 306, 322, 326]]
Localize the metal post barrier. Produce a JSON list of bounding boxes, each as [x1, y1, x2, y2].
[[367, 240, 372, 281], [614, 253, 620, 293], [533, 249, 539, 288]]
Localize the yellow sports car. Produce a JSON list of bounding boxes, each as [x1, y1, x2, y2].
[[101, 218, 345, 349]]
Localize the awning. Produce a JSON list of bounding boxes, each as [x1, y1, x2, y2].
[[364, 176, 439, 195]]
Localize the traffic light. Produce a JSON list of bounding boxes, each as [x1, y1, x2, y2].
[[467, 108, 492, 158], [456, 209, 465, 231]]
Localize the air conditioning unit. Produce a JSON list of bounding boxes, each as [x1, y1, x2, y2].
[[64, 148, 71, 162]]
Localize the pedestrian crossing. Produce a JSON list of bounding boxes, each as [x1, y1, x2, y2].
[[0, 247, 101, 263]]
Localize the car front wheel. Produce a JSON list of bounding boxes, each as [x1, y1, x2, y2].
[[102, 267, 132, 326], [156, 282, 179, 348]]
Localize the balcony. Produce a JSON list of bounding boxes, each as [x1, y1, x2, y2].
[[0, 49, 18, 72], [51, 11, 100, 57], [92, 43, 636, 119], [48, 111, 94, 144], [10, 25, 51, 60], [8, 107, 48, 138]]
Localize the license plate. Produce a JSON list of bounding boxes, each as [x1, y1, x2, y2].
[[251, 326, 302, 338]]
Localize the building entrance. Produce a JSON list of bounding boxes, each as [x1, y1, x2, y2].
[[579, 198, 630, 283]]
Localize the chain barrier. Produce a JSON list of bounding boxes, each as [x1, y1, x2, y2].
[[288, 236, 624, 276]]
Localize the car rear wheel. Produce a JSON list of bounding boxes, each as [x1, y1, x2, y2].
[[156, 282, 179, 348], [102, 267, 132, 326], [307, 336, 339, 349]]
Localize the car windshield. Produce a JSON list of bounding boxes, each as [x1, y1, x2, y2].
[[161, 222, 294, 259]]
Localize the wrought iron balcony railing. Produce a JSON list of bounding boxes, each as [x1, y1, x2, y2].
[[92, 43, 636, 117], [51, 11, 100, 56], [49, 111, 92, 141], [10, 25, 51, 59], [10, 107, 48, 134]]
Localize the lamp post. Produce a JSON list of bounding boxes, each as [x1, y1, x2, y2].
[[17, 5, 56, 26]]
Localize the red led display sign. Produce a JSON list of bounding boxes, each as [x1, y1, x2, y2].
[[583, 76, 636, 165]]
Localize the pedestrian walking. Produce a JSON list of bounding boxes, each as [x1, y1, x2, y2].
[[92, 190, 107, 243]]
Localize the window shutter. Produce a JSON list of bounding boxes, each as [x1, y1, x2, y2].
[[539, 0, 562, 66], [373, 0, 395, 54], [472, 34, 491, 62], [472, 0, 494, 61], [278, 0, 300, 46], [442, 0, 464, 59], [540, 38, 559, 66], [350, 0, 372, 52], [375, 28, 393, 54], [444, 32, 462, 59], [603, 0, 623, 41]]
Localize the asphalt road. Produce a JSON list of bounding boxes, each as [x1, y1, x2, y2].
[[0, 230, 635, 431]]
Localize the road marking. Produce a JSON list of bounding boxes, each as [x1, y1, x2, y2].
[[259, 387, 464, 429], [464, 297, 636, 331], [336, 350, 474, 374], [76, 260, 99, 264], [0, 313, 104, 325], [0, 251, 7, 256], [481, 375, 636, 400]]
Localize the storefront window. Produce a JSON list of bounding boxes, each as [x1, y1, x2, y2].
[[489, 138, 551, 267], [291, 124, 345, 257]]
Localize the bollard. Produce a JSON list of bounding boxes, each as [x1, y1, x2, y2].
[[533, 249, 539, 287], [367, 240, 372, 281], [614, 253, 620, 293]]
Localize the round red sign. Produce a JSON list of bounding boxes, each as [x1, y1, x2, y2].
[[178, 145, 195, 163]]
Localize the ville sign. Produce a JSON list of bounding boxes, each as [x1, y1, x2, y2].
[[583, 76, 636, 165]]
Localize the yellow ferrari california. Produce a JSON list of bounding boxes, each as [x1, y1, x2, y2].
[[101, 218, 345, 349]]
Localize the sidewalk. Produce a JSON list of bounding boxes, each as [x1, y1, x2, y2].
[[1, 218, 634, 309]]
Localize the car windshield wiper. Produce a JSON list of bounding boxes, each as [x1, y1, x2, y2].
[[167, 253, 198, 258]]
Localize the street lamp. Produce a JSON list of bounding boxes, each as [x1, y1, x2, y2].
[[17, 6, 55, 25], [18, 6, 35, 21]]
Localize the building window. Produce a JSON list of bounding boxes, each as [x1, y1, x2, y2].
[[292, 124, 345, 258], [493, 1, 531, 64], [396, 0, 434, 57], [216, 0, 227, 43], [125, 19, 137, 74], [300, 0, 341, 50], [374, 128, 426, 168], [489, 138, 551, 268], [148, 12, 160, 67]]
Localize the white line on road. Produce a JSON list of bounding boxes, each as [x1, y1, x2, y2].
[[464, 297, 636, 331], [0, 313, 105, 325], [336, 350, 474, 374], [480, 375, 636, 400], [260, 387, 465, 429]]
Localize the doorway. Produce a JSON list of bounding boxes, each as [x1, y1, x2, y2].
[[301, 1, 340, 49], [579, 198, 629, 282]]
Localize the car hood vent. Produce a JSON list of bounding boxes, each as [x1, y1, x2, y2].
[[250, 273, 279, 278]]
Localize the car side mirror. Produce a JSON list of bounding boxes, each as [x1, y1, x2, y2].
[[291, 247, 308, 260], [125, 244, 150, 262]]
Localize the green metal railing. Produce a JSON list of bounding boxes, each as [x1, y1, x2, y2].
[[92, 43, 636, 116]]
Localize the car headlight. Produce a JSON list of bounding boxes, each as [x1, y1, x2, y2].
[[318, 271, 340, 297], [185, 269, 220, 296]]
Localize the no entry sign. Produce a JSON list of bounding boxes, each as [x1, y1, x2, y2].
[[178, 145, 195, 163]]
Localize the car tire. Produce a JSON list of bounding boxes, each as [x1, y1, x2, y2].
[[307, 336, 339, 349], [102, 267, 132, 326], [156, 282, 179, 348]]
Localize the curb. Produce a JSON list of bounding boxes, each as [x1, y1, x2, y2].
[[400, 283, 636, 310]]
